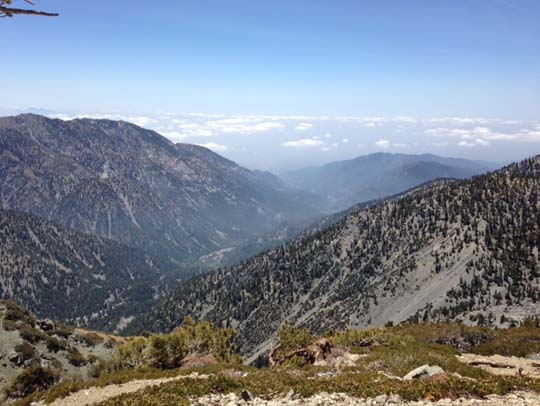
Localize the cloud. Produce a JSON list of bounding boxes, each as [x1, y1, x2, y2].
[[375, 139, 408, 149], [161, 131, 188, 142], [375, 139, 391, 149], [426, 126, 540, 143], [295, 122, 313, 131], [342, 138, 350, 143], [198, 142, 228, 152], [282, 138, 324, 148], [324, 133, 332, 138], [200, 119, 284, 135], [475, 138, 490, 146]]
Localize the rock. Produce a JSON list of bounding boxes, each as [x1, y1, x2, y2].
[[378, 371, 403, 381], [403, 365, 444, 380], [219, 368, 247, 379], [37, 319, 55, 331], [181, 354, 218, 369], [375, 394, 388, 404], [241, 390, 252, 401], [8, 351, 24, 367], [285, 389, 295, 400]]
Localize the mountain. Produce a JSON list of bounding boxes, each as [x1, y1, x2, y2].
[[0, 208, 179, 330], [132, 156, 540, 359], [0, 114, 322, 264], [282, 153, 495, 211]]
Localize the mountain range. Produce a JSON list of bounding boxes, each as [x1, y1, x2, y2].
[[133, 156, 540, 360], [282, 152, 496, 211], [1, 113, 536, 347], [0, 114, 322, 264]]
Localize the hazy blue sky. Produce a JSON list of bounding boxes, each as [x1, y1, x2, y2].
[[1, 0, 539, 170]]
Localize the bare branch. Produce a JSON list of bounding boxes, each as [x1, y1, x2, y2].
[[0, 0, 58, 17]]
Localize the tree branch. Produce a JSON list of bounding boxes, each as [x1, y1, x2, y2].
[[0, 6, 58, 17]]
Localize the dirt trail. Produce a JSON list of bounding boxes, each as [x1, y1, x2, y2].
[[32, 372, 209, 406]]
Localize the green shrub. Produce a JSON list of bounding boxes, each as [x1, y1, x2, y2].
[[331, 327, 413, 350], [6, 366, 60, 399], [45, 335, 66, 353], [111, 337, 147, 370], [270, 324, 315, 367], [50, 324, 74, 339], [110, 318, 241, 371], [74, 332, 104, 347], [471, 326, 540, 357], [3, 319, 18, 331], [66, 346, 87, 366], [18, 325, 46, 344], [276, 324, 314, 355], [3, 301, 35, 326], [14, 342, 36, 363]]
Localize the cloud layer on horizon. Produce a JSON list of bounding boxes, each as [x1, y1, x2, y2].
[[2, 108, 539, 171]]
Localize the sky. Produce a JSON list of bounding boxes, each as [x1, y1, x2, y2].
[[1, 0, 539, 171]]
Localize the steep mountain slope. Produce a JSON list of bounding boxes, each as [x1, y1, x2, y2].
[[0, 208, 177, 330], [282, 153, 495, 211], [0, 114, 322, 263], [134, 156, 540, 358]]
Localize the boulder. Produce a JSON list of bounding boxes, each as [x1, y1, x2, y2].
[[403, 364, 444, 380]]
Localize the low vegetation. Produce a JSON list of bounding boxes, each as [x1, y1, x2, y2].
[[13, 321, 540, 406]]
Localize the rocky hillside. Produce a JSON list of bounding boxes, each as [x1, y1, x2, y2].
[[282, 153, 494, 211], [134, 156, 540, 358], [0, 301, 122, 402], [0, 208, 178, 330], [0, 114, 322, 263]]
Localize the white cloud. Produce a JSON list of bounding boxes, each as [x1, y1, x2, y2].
[[295, 122, 313, 131], [475, 138, 490, 146], [426, 126, 540, 143], [128, 116, 159, 127], [324, 133, 332, 138], [205, 119, 284, 135], [161, 131, 188, 142], [375, 139, 408, 149], [198, 142, 228, 152], [282, 138, 324, 148], [342, 138, 350, 144], [458, 141, 476, 148], [375, 139, 391, 149]]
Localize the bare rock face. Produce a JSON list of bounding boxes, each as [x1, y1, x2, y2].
[[403, 365, 445, 380]]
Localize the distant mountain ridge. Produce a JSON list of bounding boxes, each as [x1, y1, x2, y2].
[[133, 156, 540, 360], [282, 152, 495, 211], [0, 114, 323, 263]]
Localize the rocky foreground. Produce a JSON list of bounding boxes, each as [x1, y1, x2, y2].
[[192, 391, 540, 406]]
